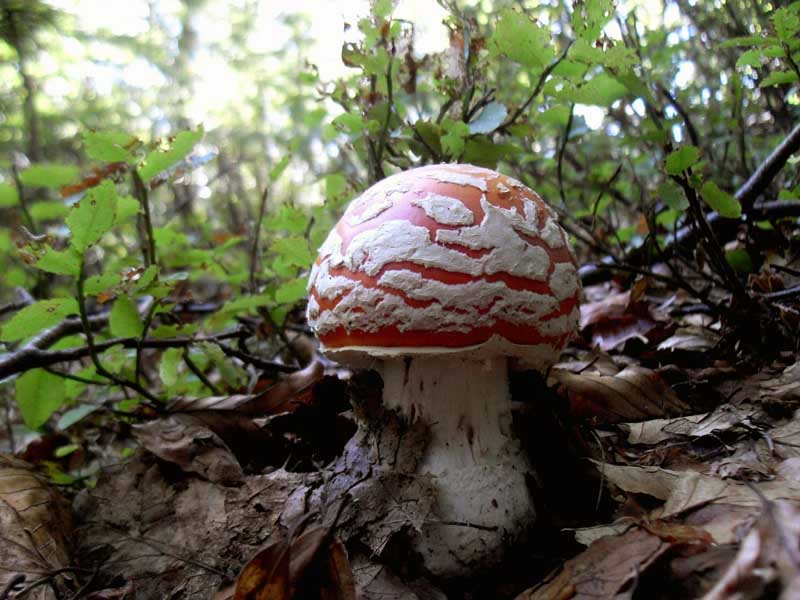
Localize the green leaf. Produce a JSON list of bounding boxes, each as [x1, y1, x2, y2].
[[773, 7, 800, 41], [490, 9, 553, 69], [114, 195, 140, 223], [373, 0, 392, 18], [469, 102, 507, 134], [1, 298, 79, 342], [19, 164, 80, 189], [571, 0, 614, 40], [269, 155, 291, 182], [200, 342, 247, 389], [332, 112, 365, 135], [30, 201, 68, 221], [83, 130, 137, 162], [659, 180, 688, 210], [736, 48, 765, 68], [725, 249, 753, 273], [222, 293, 274, 314], [132, 265, 159, 294], [759, 70, 799, 87], [555, 72, 628, 106], [67, 180, 117, 251], [700, 181, 741, 218], [54, 444, 79, 458], [665, 145, 701, 175], [324, 173, 347, 202], [138, 127, 204, 182], [0, 182, 18, 207], [109, 295, 142, 338], [15, 369, 65, 430], [441, 119, 470, 158], [57, 404, 99, 430], [84, 272, 121, 295], [536, 105, 573, 126], [462, 139, 521, 168], [159, 347, 182, 388], [264, 205, 309, 234], [275, 277, 308, 304], [35, 246, 81, 276], [270, 236, 314, 267]]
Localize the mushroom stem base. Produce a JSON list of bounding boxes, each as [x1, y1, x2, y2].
[[379, 355, 535, 577]]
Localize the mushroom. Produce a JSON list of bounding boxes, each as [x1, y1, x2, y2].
[[306, 164, 581, 577]]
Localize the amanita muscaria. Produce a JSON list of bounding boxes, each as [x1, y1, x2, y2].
[[307, 163, 581, 576]]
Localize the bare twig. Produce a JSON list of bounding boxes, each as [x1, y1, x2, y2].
[[581, 123, 800, 285], [658, 84, 701, 149], [134, 299, 159, 385], [736, 122, 800, 214], [76, 260, 161, 404], [131, 170, 157, 267], [183, 350, 221, 395], [249, 184, 269, 294], [0, 328, 251, 381], [557, 104, 575, 207], [11, 161, 35, 233]]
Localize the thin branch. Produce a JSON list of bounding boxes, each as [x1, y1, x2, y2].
[[658, 84, 701, 150], [213, 341, 297, 374], [0, 328, 250, 381], [11, 161, 35, 233], [249, 184, 269, 294], [736, 122, 800, 214], [182, 350, 221, 395], [76, 260, 160, 404], [581, 123, 800, 285], [131, 170, 157, 267], [134, 300, 159, 385], [557, 104, 575, 207]]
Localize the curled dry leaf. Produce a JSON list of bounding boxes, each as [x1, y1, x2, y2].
[[761, 362, 800, 404], [132, 413, 244, 484], [232, 525, 355, 600], [168, 358, 324, 416], [596, 462, 800, 543], [761, 410, 800, 460], [702, 500, 800, 600], [550, 365, 689, 423], [351, 555, 446, 600], [657, 325, 721, 353], [579, 287, 667, 351], [622, 403, 760, 445], [514, 527, 673, 600], [0, 455, 74, 599]]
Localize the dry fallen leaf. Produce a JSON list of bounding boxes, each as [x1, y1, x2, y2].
[[622, 403, 760, 445], [579, 288, 667, 351], [168, 358, 324, 416], [0, 455, 75, 599], [515, 527, 673, 599], [550, 365, 689, 423], [597, 462, 800, 543], [760, 362, 800, 404], [132, 413, 244, 484], [702, 499, 800, 600], [657, 325, 721, 352], [233, 522, 356, 600]]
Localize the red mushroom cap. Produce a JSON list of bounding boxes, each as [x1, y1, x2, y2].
[[307, 164, 581, 369]]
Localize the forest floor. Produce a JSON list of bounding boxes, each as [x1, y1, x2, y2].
[[2, 272, 800, 600]]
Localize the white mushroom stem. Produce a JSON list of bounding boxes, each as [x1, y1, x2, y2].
[[379, 354, 535, 577]]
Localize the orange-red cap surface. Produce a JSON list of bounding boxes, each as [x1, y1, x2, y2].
[[306, 164, 581, 368]]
